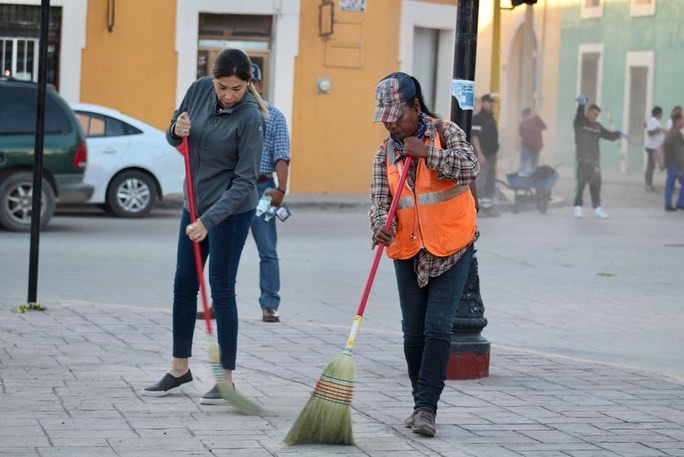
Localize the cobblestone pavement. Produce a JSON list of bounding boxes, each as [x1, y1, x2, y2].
[[1, 299, 683, 457]]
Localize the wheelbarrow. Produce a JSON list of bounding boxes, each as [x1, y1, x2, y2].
[[500, 164, 560, 214]]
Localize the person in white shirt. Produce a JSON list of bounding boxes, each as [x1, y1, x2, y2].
[[644, 106, 666, 192]]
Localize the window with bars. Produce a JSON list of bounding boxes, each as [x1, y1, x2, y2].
[[1, 38, 37, 81], [0, 4, 62, 88]]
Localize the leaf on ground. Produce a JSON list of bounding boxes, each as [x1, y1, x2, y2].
[[15, 303, 47, 313]]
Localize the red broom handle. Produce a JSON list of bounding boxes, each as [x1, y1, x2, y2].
[[356, 155, 413, 319], [343, 155, 412, 352], [181, 137, 213, 336]]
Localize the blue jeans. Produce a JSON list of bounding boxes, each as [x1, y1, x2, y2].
[[172, 208, 254, 370], [394, 245, 474, 413], [664, 165, 684, 208], [519, 145, 540, 173], [251, 179, 280, 310]]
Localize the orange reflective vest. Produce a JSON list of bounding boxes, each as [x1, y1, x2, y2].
[[385, 123, 476, 260]]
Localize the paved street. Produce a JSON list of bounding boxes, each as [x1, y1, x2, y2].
[[1, 170, 683, 456]]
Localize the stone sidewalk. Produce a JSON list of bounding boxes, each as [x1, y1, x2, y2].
[[1, 300, 683, 457]]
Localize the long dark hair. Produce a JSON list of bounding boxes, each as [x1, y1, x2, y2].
[[409, 76, 438, 118], [212, 49, 252, 81]]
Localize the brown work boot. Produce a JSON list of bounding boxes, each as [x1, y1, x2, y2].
[[197, 305, 215, 320], [262, 307, 280, 322], [412, 409, 436, 437]]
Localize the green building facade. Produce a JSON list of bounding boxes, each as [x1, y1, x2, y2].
[[555, 0, 684, 174]]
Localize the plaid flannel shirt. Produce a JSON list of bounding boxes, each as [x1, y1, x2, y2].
[[259, 102, 291, 174], [368, 114, 480, 287]]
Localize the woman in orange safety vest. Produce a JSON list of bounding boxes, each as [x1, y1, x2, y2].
[[369, 72, 479, 438]]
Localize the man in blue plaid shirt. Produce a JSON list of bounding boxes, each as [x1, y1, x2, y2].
[[250, 63, 291, 322], [198, 63, 291, 323]]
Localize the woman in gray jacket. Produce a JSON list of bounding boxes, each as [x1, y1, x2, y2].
[[143, 49, 265, 404]]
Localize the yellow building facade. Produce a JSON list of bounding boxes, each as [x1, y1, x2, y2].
[[80, 0, 178, 130], [290, 1, 403, 193]]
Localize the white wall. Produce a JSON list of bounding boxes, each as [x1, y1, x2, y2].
[[0, 0, 87, 102], [174, 0, 300, 129]]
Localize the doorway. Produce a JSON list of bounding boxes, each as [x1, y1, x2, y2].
[[622, 51, 653, 173], [196, 13, 273, 98]]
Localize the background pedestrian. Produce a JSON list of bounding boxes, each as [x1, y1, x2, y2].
[[666, 105, 682, 130], [196, 63, 291, 324], [662, 113, 684, 211], [643, 106, 665, 192], [518, 107, 547, 174], [471, 94, 499, 214], [249, 63, 290, 322], [572, 95, 623, 219]]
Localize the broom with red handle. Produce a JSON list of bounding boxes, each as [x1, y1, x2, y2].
[[180, 138, 213, 338], [181, 136, 261, 415], [285, 155, 414, 445]]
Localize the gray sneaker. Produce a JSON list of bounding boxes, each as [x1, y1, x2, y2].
[[412, 409, 436, 437], [404, 411, 416, 428], [199, 384, 226, 405]]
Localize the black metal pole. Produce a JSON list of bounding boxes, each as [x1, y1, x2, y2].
[[446, 0, 491, 380], [27, 0, 51, 304], [451, 0, 479, 136]]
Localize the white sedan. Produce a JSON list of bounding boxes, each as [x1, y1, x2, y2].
[[70, 103, 184, 217]]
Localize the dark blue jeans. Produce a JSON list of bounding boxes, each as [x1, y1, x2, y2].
[[172, 208, 254, 370], [394, 245, 474, 413]]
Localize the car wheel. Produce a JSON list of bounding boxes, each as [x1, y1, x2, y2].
[[106, 170, 157, 218], [0, 171, 56, 231]]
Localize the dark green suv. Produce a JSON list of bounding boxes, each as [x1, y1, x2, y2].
[[0, 78, 93, 231]]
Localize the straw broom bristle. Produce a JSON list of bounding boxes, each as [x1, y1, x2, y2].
[[218, 382, 263, 415], [284, 352, 356, 445], [207, 335, 220, 366], [206, 335, 262, 415]]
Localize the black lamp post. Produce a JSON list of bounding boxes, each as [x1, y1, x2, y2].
[[26, 0, 51, 309], [446, 0, 490, 380]]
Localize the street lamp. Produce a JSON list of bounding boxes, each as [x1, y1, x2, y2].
[[446, 0, 490, 381]]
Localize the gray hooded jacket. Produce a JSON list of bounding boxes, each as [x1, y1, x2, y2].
[[167, 77, 264, 230]]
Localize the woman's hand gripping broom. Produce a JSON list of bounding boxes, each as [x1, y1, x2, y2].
[[181, 137, 261, 415], [284, 155, 414, 445]]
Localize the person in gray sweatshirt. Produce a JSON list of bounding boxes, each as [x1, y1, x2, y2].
[[143, 49, 265, 405]]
